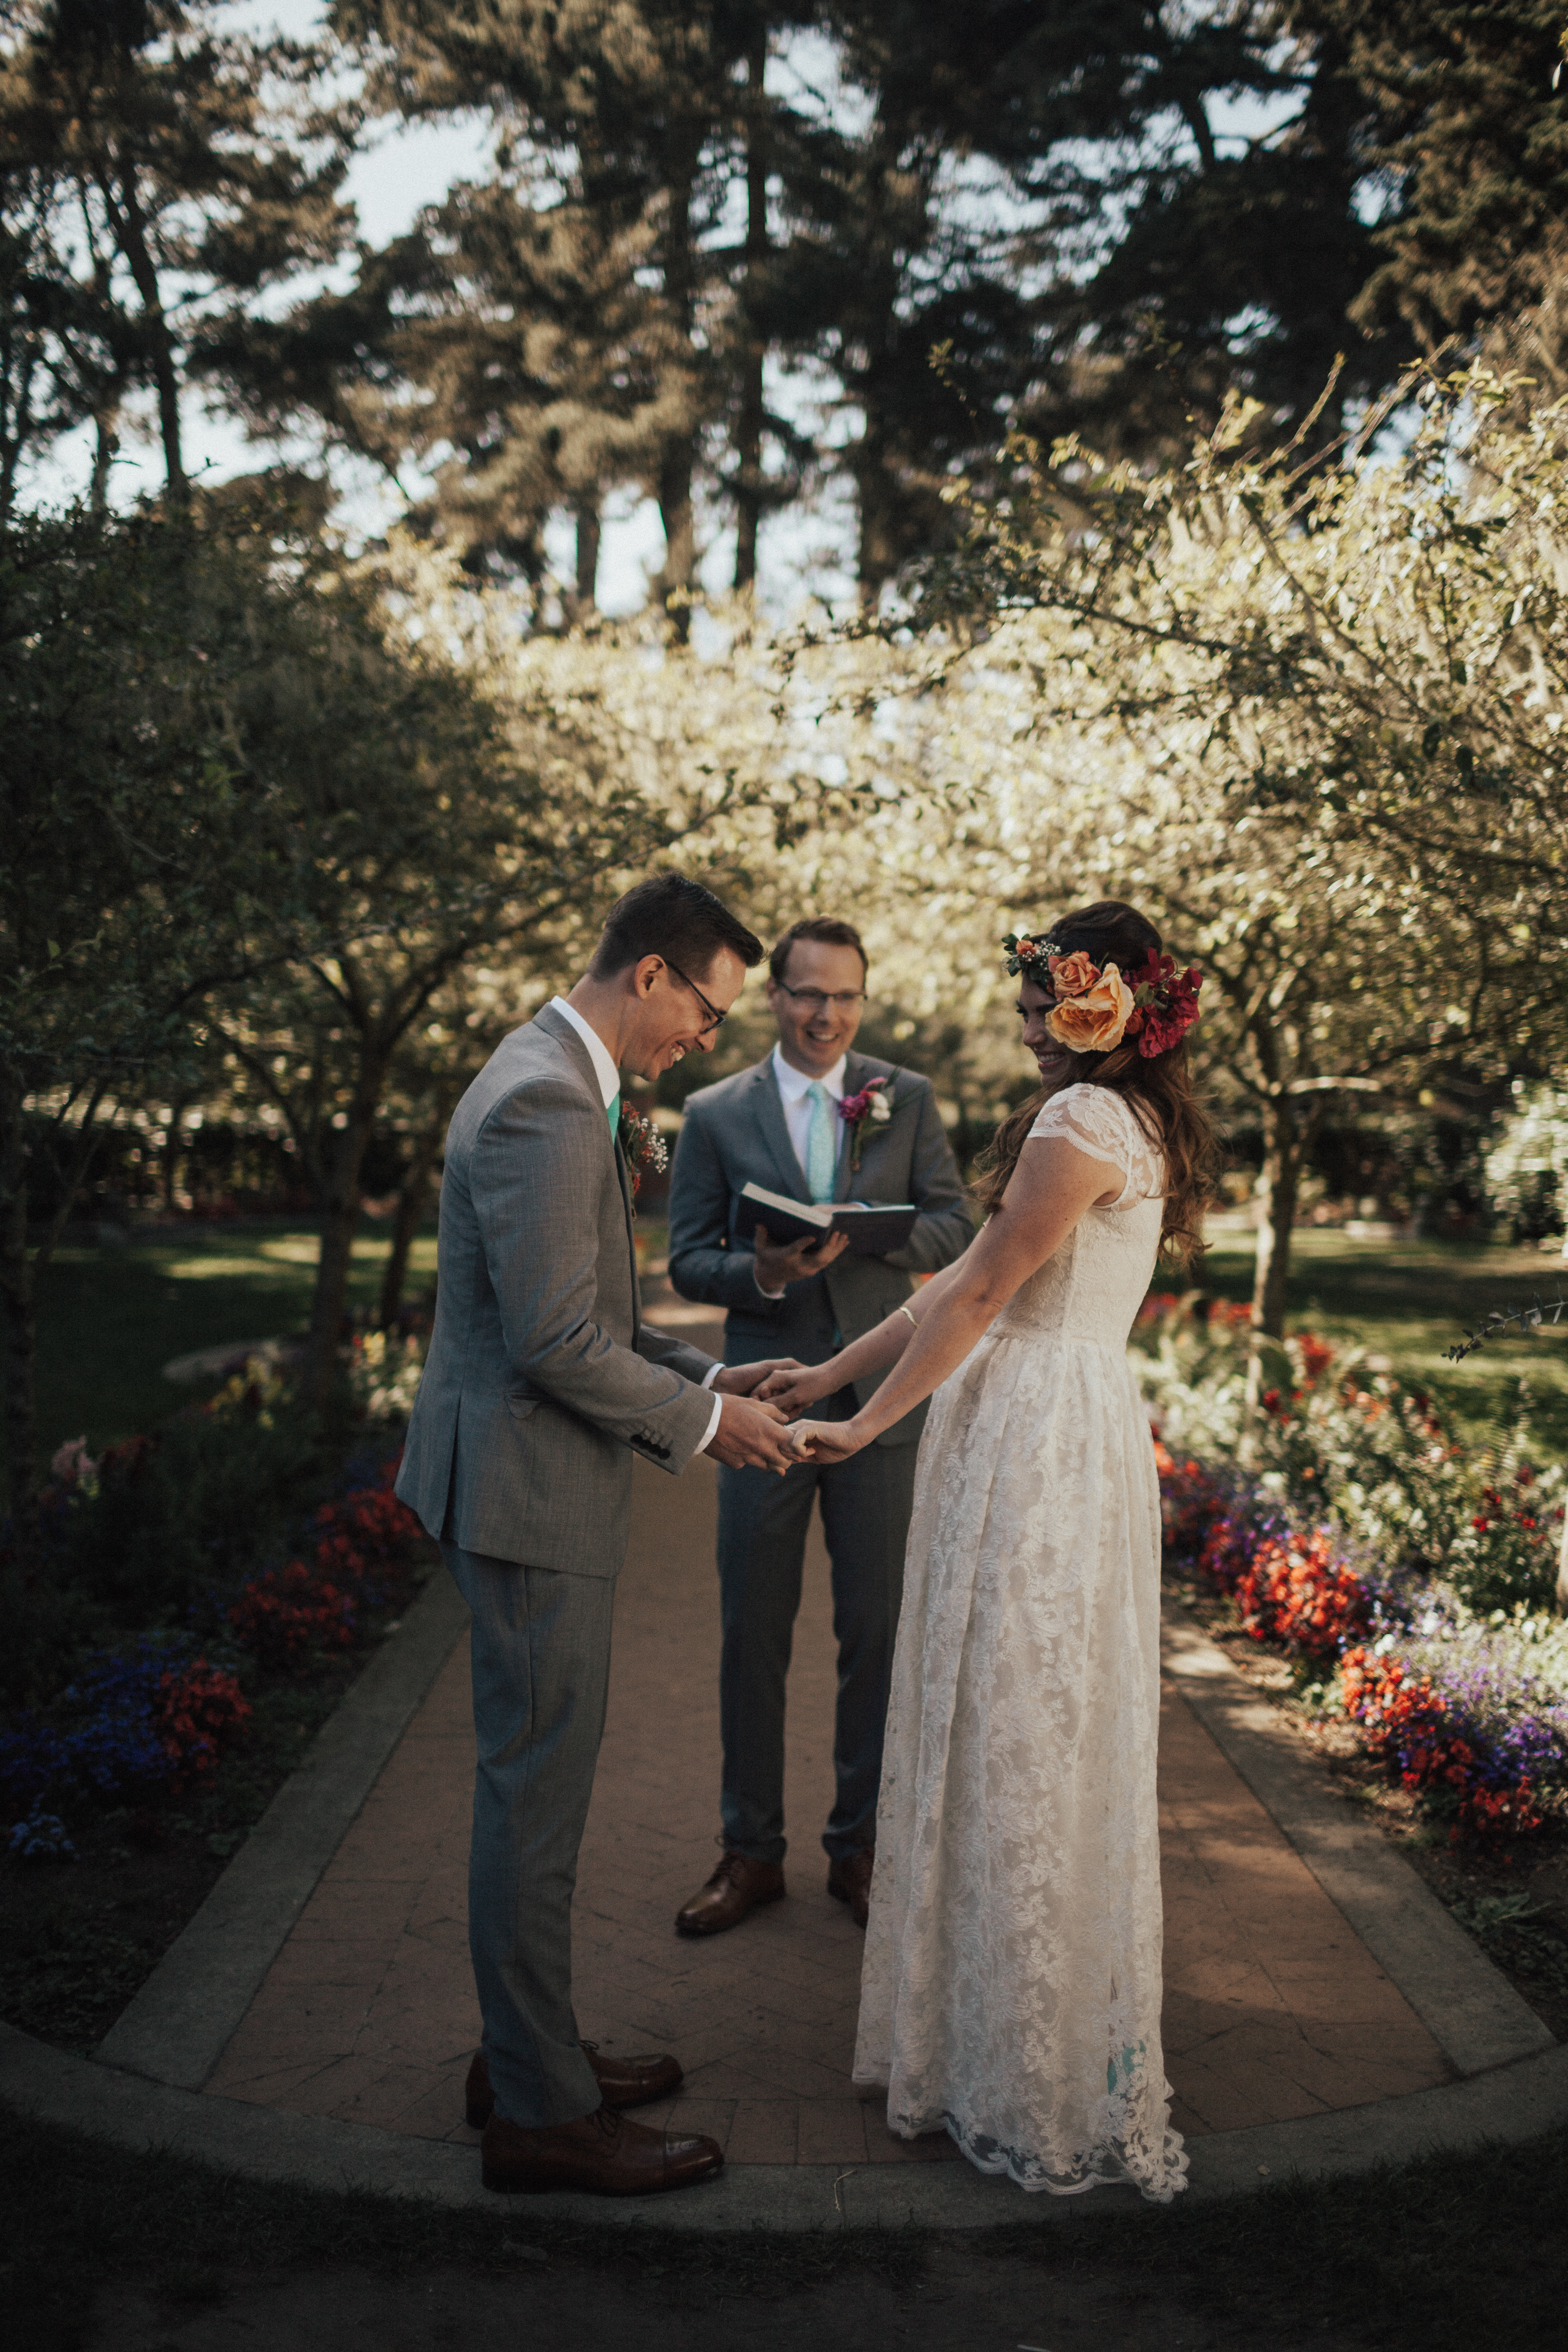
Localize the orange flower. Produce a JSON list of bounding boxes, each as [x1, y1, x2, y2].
[[1045, 948, 1099, 999], [1047, 962, 1135, 1052]]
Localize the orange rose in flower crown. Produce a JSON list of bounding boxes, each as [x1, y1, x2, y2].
[[1045, 959, 1136, 1051]]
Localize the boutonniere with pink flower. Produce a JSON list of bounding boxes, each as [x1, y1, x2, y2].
[[839, 1075, 894, 1171], [617, 1103, 669, 1199]]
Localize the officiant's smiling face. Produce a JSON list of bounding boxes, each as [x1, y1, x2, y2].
[[766, 937, 867, 1078], [1019, 973, 1081, 1091]]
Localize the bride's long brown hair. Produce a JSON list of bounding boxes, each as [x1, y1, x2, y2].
[[972, 899, 1216, 1266]]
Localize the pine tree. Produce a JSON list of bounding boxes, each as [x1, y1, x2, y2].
[[1303, 0, 1568, 350], [314, 3, 789, 616], [0, 0, 354, 507], [779, 0, 1043, 601]]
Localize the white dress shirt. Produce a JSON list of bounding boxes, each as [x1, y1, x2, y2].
[[753, 1046, 848, 1299], [549, 996, 723, 1448]]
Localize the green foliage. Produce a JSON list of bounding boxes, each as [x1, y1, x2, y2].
[[54, 1395, 329, 1634]]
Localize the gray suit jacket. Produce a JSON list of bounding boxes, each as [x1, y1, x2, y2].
[[667, 1052, 973, 1447], [396, 1004, 718, 1576]]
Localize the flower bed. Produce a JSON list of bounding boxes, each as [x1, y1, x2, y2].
[[1142, 1300, 1568, 1853], [2, 1452, 423, 1836]]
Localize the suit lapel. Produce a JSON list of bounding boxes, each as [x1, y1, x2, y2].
[[614, 1128, 641, 1335], [753, 1061, 810, 1199], [535, 1005, 639, 1323]]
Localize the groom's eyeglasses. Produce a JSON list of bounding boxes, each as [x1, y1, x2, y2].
[[774, 983, 867, 1011], [666, 960, 728, 1032]]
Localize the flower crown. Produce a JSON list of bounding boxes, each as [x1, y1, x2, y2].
[[1001, 931, 1202, 1059]]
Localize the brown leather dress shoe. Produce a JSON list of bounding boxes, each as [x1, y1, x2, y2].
[[465, 2043, 682, 2130], [827, 1846, 874, 1928], [480, 2102, 722, 2196], [674, 1851, 786, 1937]]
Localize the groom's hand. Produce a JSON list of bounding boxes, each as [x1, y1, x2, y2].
[[708, 1391, 799, 1474], [711, 1358, 803, 1398]]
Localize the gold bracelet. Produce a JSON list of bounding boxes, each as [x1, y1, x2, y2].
[[896, 1304, 919, 1332]]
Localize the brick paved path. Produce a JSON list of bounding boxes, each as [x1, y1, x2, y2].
[[207, 1302, 1452, 2163]]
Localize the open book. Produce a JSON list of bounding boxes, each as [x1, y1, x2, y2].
[[734, 1181, 918, 1257]]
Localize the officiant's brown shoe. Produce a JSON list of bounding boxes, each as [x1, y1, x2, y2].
[[480, 2102, 722, 2197], [827, 1845, 874, 1929], [465, 2044, 681, 2130], [674, 1851, 785, 1937]]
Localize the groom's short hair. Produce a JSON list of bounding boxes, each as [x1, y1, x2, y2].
[[769, 918, 868, 986], [590, 873, 764, 983]]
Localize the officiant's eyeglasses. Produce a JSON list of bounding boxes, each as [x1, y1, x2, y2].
[[666, 959, 728, 1032], [774, 983, 867, 1011]]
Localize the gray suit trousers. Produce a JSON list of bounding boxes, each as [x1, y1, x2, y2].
[[442, 1540, 611, 2130], [717, 1396, 917, 1867]]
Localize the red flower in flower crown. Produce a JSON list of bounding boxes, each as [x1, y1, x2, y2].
[[1125, 949, 1203, 1057]]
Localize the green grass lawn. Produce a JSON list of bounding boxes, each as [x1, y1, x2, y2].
[[24, 1222, 437, 1483], [1194, 1227, 1568, 1457]]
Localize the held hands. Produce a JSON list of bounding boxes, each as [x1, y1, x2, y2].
[[707, 1389, 799, 1475], [787, 1417, 869, 1464], [710, 1358, 804, 1399], [752, 1221, 850, 1294], [756, 1360, 846, 1418]]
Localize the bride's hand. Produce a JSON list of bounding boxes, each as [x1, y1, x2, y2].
[[757, 1361, 844, 1416], [787, 1417, 868, 1464]]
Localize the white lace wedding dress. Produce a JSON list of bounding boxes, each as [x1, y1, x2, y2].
[[854, 1082, 1188, 2202]]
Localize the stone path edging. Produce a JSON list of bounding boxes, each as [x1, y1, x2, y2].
[[4, 1564, 1563, 2234], [95, 1565, 471, 2091], [1160, 1600, 1553, 2077], [5, 2022, 1568, 2231]]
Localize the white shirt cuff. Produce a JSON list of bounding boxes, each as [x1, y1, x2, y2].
[[753, 1268, 787, 1301], [693, 1385, 725, 1456]]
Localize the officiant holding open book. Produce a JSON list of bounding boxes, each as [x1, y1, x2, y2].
[[667, 918, 972, 1935]]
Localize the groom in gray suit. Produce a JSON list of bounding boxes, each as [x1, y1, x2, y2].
[[397, 875, 801, 2197], [667, 918, 972, 1936]]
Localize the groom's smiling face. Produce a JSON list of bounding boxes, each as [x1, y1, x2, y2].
[[628, 945, 750, 1078]]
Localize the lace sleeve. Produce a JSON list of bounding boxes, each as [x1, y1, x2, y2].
[[1026, 1084, 1164, 1206]]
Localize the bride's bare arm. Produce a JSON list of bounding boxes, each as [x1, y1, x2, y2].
[[790, 1138, 1118, 1454], [756, 1256, 970, 1416]]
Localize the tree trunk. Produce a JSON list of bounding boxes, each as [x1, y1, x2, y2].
[[378, 1122, 444, 1330], [733, 27, 769, 595], [1240, 1096, 1303, 1443], [573, 499, 601, 615], [0, 1083, 41, 1568], [106, 170, 185, 506], [88, 405, 120, 516], [161, 1096, 190, 1211], [304, 1063, 388, 1409], [1251, 1096, 1301, 1339], [654, 128, 701, 637]]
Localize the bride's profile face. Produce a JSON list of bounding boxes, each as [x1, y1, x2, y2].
[[1017, 973, 1080, 1090]]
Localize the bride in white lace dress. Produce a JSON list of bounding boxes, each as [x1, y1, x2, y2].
[[764, 901, 1212, 2202]]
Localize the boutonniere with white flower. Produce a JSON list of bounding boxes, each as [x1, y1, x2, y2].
[[617, 1103, 668, 1200], [839, 1075, 894, 1171]]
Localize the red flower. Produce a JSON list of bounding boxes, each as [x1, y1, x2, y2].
[[153, 1660, 251, 1786]]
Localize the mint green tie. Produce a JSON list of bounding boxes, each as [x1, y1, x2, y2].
[[805, 1081, 836, 1203], [607, 1090, 621, 1137]]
